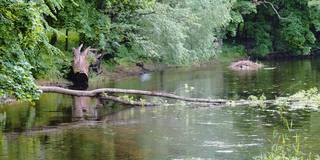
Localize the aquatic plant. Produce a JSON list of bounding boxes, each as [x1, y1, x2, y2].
[[256, 111, 320, 160], [255, 132, 320, 160], [274, 88, 320, 110], [248, 94, 267, 107], [247, 88, 320, 110]]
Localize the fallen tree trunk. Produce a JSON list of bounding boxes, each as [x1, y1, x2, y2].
[[39, 86, 227, 104], [39, 86, 283, 107]]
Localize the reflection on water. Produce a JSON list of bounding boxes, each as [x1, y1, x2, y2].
[[72, 97, 100, 121], [111, 59, 320, 99], [1, 59, 320, 159]]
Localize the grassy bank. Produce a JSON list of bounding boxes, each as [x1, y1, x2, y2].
[[256, 132, 319, 160]]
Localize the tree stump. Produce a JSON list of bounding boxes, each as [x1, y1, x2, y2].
[[72, 44, 90, 90]]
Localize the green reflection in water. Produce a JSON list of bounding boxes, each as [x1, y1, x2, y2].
[[0, 93, 73, 132], [1, 59, 320, 159]]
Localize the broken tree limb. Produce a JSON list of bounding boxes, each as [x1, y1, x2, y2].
[[39, 86, 228, 104]]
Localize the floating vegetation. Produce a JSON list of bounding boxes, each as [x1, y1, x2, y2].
[[248, 88, 320, 111], [274, 88, 320, 110], [248, 94, 267, 108]]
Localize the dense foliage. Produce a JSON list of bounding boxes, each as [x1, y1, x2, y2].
[[230, 0, 320, 57], [0, 0, 233, 100], [0, 0, 155, 100], [0, 0, 62, 100], [1, 0, 320, 100], [134, 0, 233, 64]]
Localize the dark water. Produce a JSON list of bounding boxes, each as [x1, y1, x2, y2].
[[1, 59, 320, 160]]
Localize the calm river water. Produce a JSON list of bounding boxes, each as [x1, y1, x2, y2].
[[1, 59, 320, 159]]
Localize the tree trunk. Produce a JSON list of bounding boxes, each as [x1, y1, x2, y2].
[[65, 29, 69, 51], [72, 44, 91, 90]]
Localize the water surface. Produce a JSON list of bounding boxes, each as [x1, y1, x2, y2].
[[1, 59, 320, 159]]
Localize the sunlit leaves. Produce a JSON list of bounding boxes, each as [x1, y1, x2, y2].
[[136, 0, 233, 64], [0, 62, 40, 101]]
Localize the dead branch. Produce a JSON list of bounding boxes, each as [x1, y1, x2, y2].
[[39, 86, 284, 108], [39, 86, 227, 104], [255, 0, 289, 20], [262, 0, 288, 20]]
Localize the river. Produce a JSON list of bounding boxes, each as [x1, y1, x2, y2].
[[1, 59, 320, 159]]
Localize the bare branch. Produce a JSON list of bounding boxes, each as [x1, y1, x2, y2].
[[263, 0, 288, 20], [254, 0, 290, 20]]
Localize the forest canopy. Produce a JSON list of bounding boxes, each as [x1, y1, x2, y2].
[[1, 0, 320, 100]]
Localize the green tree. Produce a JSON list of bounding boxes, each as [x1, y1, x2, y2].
[[0, 0, 156, 100], [229, 0, 320, 57], [134, 0, 234, 64], [0, 0, 62, 100]]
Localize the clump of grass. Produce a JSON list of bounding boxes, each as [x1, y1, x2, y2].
[[256, 132, 320, 160], [255, 107, 320, 160]]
